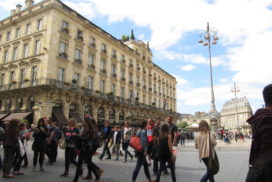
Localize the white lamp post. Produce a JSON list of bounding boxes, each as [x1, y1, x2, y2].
[[198, 22, 220, 134]]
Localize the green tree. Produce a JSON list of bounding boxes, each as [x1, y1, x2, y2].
[[121, 35, 129, 42], [178, 121, 189, 128]]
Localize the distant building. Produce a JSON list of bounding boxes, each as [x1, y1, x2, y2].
[[220, 97, 253, 131], [179, 111, 210, 126]]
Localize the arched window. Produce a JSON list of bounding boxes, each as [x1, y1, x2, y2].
[[28, 96, 35, 109], [17, 98, 23, 110], [109, 109, 115, 121], [84, 105, 92, 117], [98, 107, 105, 123], [69, 103, 79, 113], [6, 99, 12, 111], [52, 100, 63, 112], [119, 110, 125, 122]]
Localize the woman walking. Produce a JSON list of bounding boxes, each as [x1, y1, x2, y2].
[[195, 120, 217, 182], [83, 117, 103, 180], [156, 123, 176, 182], [73, 117, 100, 182], [2, 119, 20, 178], [123, 121, 133, 162], [132, 120, 154, 182], [60, 118, 80, 177], [32, 118, 49, 171]]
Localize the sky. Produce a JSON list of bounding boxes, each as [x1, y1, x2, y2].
[[1, 0, 272, 114]]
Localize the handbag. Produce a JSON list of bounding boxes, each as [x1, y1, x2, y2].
[[130, 136, 142, 152], [59, 136, 66, 150], [208, 132, 220, 175]]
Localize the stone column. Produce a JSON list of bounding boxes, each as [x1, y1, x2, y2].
[[92, 106, 98, 122], [63, 101, 70, 119], [32, 105, 41, 125]]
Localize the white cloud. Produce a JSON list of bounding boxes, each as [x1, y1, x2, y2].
[[1, 0, 270, 113], [219, 78, 228, 83], [181, 64, 196, 71], [138, 34, 145, 40], [63, 1, 96, 19], [173, 75, 188, 86], [177, 83, 264, 113]]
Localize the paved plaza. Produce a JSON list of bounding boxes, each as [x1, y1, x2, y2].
[[0, 140, 251, 182]]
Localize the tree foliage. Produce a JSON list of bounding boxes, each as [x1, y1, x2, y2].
[[178, 121, 189, 128], [121, 35, 129, 42]]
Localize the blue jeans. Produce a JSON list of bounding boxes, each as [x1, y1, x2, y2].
[[201, 157, 215, 182]]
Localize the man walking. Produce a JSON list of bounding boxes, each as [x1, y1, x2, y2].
[[246, 84, 272, 182], [99, 120, 112, 160]]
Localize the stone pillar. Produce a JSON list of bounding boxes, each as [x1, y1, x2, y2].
[[22, 97, 28, 110], [115, 110, 120, 123], [104, 107, 109, 121], [32, 105, 40, 125], [63, 102, 70, 119], [92, 106, 98, 122]]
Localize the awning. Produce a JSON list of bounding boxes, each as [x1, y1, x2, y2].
[[52, 110, 68, 125], [70, 113, 82, 123], [0, 113, 9, 120], [3, 112, 31, 121], [187, 123, 199, 129]]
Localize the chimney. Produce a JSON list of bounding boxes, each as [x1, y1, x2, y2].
[[11, 9, 16, 16], [25, 0, 34, 8], [16, 4, 22, 13]]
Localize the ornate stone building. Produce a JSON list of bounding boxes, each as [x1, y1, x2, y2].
[[0, 0, 177, 126], [220, 97, 253, 131], [178, 112, 210, 126]]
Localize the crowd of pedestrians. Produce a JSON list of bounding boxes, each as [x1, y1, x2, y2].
[[0, 115, 181, 182]]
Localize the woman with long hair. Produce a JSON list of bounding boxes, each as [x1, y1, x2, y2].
[[32, 118, 49, 171], [123, 121, 133, 162], [156, 123, 176, 182], [83, 117, 103, 180], [60, 118, 80, 177], [73, 117, 100, 182], [2, 119, 20, 178], [132, 120, 154, 182], [195, 120, 217, 182]]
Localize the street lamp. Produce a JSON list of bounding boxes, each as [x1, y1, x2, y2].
[[198, 22, 219, 134], [231, 82, 240, 131]]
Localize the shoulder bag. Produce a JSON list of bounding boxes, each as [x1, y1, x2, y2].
[[208, 132, 220, 175], [59, 133, 66, 150]]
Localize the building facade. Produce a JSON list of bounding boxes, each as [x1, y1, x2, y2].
[[0, 0, 177, 125], [178, 112, 210, 126], [220, 97, 253, 131]]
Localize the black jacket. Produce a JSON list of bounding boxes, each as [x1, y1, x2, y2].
[[3, 130, 19, 149], [112, 130, 122, 144], [246, 108, 272, 182], [32, 127, 49, 152]]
